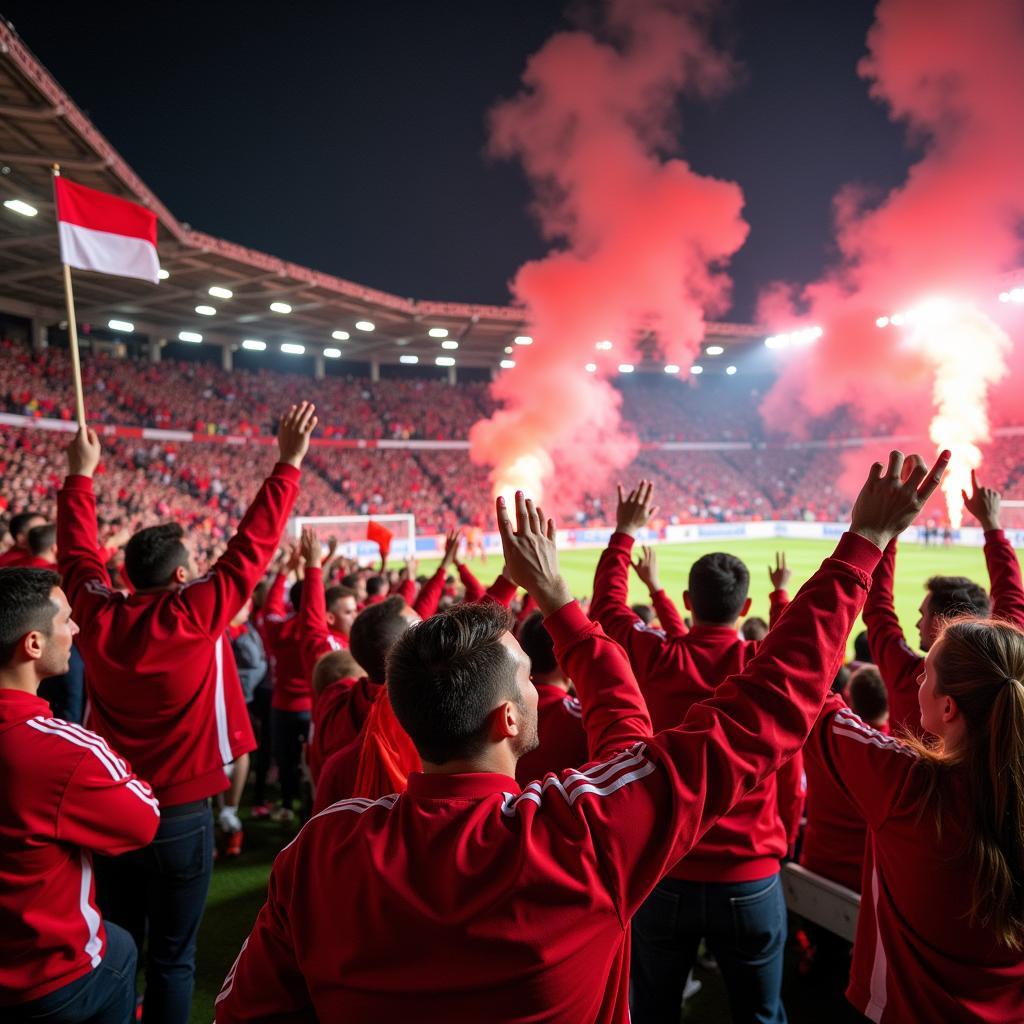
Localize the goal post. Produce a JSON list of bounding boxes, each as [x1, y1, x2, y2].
[[287, 514, 417, 564]]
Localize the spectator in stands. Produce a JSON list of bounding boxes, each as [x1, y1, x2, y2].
[[850, 629, 872, 667], [865, 470, 1024, 735], [0, 511, 47, 567], [364, 575, 387, 605], [56, 402, 316, 1024], [25, 524, 57, 568], [742, 616, 769, 642], [0, 567, 160, 1024], [590, 481, 798, 1023], [807, 584, 1024, 1017], [631, 602, 655, 625], [847, 665, 888, 731], [630, 544, 689, 637], [214, 454, 945, 1022]]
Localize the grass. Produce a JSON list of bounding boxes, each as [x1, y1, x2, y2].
[[191, 536, 1015, 1021]]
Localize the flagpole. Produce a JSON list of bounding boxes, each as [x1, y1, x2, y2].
[[52, 164, 87, 430]]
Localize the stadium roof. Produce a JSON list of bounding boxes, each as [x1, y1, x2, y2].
[[0, 19, 766, 371]]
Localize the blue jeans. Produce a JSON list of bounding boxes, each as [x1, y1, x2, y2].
[[9, 920, 137, 1024], [95, 805, 214, 1024], [272, 708, 310, 810], [631, 873, 788, 1024]]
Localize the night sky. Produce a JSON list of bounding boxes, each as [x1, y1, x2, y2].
[[3, 0, 911, 321]]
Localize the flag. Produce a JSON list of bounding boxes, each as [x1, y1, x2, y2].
[[366, 521, 393, 557], [54, 177, 160, 284]]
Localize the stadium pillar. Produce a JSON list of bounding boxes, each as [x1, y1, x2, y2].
[[149, 338, 163, 363], [221, 345, 233, 371], [370, 359, 380, 382], [447, 364, 456, 386], [30, 318, 48, 352], [314, 352, 326, 380]]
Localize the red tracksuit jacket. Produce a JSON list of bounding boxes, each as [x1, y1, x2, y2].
[[214, 532, 878, 1024], [806, 694, 1024, 1022], [514, 683, 588, 785], [0, 690, 160, 1006], [590, 531, 799, 882], [58, 465, 299, 805], [865, 530, 1024, 735]]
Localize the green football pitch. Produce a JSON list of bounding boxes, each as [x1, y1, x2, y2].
[[190, 535, 1015, 1022]]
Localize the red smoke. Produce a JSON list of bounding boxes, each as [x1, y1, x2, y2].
[[760, 0, 1024, 469], [470, 0, 748, 513]]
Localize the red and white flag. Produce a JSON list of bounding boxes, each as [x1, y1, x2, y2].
[[54, 177, 161, 284]]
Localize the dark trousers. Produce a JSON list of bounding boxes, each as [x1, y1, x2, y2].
[[631, 873, 788, 1024], [38, 644, 85, 724], [248, 685, 273, 805], [271, 708, 310, 810], [95, 805, 214, 1024], [9, 920, 137, 1024]]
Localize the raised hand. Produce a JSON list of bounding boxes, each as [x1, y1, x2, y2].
[[850, 449, 949, 550], [299, 527, 324, 569], [495, 492, 571, 615], [441, 528, 462, 570], [285, 543, 303, 574], [962, 469, 1001, 532], [633, 545, 661, 593], [277, 401, 318, 468], [616, 480, 659, 537], [66, 427, 102, 478], [326, 536, 339, 560], [402, 556, 419, 580], [769, 551, 791, 591]]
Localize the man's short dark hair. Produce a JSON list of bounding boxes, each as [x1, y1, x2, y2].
[[27, 523, 56, 557], [0, 568, 61, 666], [848, 665, 888, 723], [8, 511, 43, 542], [518, 611, 557, 676], [687, 552, 750, 624], [389, 602, 519, 765], [341, 572, 360, 590], [926, 576, 990, 620], [853, 629, 871, 664], [326, 585, 357, 612], [365, 575, 386, 598], [124, 523, 188, 590], [741, 616, 768, 642], [631, 603, 655, 625], [349, 596, 410, 684], [832, 664, 851, 695]]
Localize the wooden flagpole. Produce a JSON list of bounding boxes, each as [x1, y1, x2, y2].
[[52, 164, 87, 429]]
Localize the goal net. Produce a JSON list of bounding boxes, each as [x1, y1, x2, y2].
[[286, 514, 417, 564]]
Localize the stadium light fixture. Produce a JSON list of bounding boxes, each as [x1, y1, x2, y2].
[[269, 302, 292, 314], [195, 305, 216, 316], [355, 320, 375, 332], [242, 339, 266, 351], [504, 346, 514, 354], [436, 356, 456, 367], [1011, 288, 1024, 304], [500, 359, 516, 369], [726, 365, 738, 375], [664, 364, 680, 374], [323, 347, 341, 358], [618, 363, 634, 374], [400, 354, 419, 364], [208, 286, 233, 299], [765, 325, 822, 349], [441, 340, 459, 350], [428, 327, 449, 338], [331, 330, 350, 341], [514, 335, 533, 346], [585, 363, 597, 373], [876, 316, 890, 328], [158, 268, 170, 280], [108, 319, 134, 333], [3, 198, 37, 217], [705, 345, 724, 356], [596, 339, 613, 351], [178, 331, 203, 344], [690, 365, 704, 375], [281, 343, 305, 355]]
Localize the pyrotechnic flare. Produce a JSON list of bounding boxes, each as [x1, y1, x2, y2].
[[470, 0, 748, 512]]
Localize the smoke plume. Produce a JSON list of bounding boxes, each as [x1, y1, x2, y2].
[[469, 0, 748, 513], [760, 0, 1024, 523]]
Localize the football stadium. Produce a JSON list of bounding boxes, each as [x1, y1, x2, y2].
[[1, 4, 1023, 1023]]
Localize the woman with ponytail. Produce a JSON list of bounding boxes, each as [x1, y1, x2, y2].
[[807, 614, 1024, 1022]]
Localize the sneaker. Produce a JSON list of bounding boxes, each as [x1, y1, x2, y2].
[[225, 829, 244, 858], [218, 807, 243, 833], [250, 803, 272, 820], [270, 806, 295, 824]]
